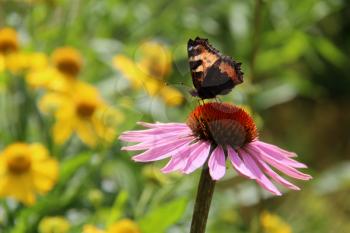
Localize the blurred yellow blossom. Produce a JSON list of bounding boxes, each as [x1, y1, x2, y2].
[[40, 82, 123, 147], [0, 27, 18, 54], [52, 46, 82, 78], [261, 211, 292, 233], [26, 66, 69, 91], [108, 219, 141, 233], [26, 46, 82, 91], [83, 219, 141, 233], [0, 143, 59, 205], [83, 225, 105, 233], [113, 41, 183, 106], [0, 55, 4, 72], [38, 216, 70, 233], [5, 52, 49, 74]]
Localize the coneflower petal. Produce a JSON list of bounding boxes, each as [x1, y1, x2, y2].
[[245, 146, 311, 180], [122, 134, 192, 151], [253, 141, 297, 158], [253, 154, 300, 190], [132, 137, 192, 162], [227, 147, 255, 179], [249, 142, 306, 168], [119, 128, 190, 143], [239, 149, 282, 196], [161, 142, 200, 173], [182, 142, 211, 174], [208, 146, 226, 180]]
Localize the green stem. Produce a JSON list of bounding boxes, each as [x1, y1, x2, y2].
[[190, 166, 216, 233]]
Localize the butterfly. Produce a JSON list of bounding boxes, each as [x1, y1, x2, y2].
[[187, 37, 244, 99]]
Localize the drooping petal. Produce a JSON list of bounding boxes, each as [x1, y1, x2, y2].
[[250, 141, 306, 168], [119, 127, 190, 143], [122, 134, 193, 151], [161, 142, 201, 173], [238, 149, 282, 196], [253, 140, 297, 158], [253, 155, 300, 191], [208, 146, 226, 180], [123, 125, 190, 136], [132, 137, 192, 162], [245, 146, 312, 181], [182, 142, 211, 174], [227, 146, 255, 179]]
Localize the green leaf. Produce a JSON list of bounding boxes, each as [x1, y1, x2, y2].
[[59, 152, 92, 184], [138, 197, 188, 233], [314, 37, 347, 67], [106, 190, 129, 226]]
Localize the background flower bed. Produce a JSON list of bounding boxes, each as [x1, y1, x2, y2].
[[0, 0, 349, 233]]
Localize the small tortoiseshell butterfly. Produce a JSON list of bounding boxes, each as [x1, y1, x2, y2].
[[187, 37, 244, 99]]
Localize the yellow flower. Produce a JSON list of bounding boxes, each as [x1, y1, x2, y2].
[[38, 216, 70, 233], [26, 66, 68, 91], [51, 46, 82, 78], [261, 211, 293, 233], [137, 41, 172, 79], [26, 47, 82, 91], [83, 219, 141, 233], [0, 143, 59, 205], [40, 82, 123, 147], [107, 219, 141, 233], [0, 27, 18, 55], [0, 55, 4, 73], [113, 41, 183, 106], [83, 225, 105, 233], [5, 52, 49, 74]]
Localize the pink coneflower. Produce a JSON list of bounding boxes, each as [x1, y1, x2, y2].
[[120, 102, 311, 195]]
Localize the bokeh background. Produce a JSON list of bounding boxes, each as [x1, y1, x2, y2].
[[0, 0, 350, 232]]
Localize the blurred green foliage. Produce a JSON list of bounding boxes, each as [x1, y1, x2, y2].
[[0, 0, 350, 232]]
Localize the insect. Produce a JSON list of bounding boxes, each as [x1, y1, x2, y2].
[[187, 37, 244, 99]]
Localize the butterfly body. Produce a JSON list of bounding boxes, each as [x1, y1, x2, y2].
[[187, 37, 243, 99]]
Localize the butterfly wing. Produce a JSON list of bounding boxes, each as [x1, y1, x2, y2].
[[187, 37, 243, 99], [188, 37, 220, 90]]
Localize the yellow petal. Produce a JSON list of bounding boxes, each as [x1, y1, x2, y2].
[[39, 92, 68, 114], [76, 121, 97, 147], [137, 41, 172, 79], [0, 55, 5, 72], [113, 55, 147, 88], [0, 174, 36, 205], [53, 118, 74, 145], [26, 67, 67, 91], [31, 158, 58, 193], [143, 78, 162, 96], [28, 52, 48, 71], [83, 225, 105, 233], [159, 85, 184, 106], [5, 52, 29, 74], [107, 219, 141, 233]]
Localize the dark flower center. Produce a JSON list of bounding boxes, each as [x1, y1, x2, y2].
[[7, 154, 31, 175], [187, 102, 258, 148], [76, 102, 96, 118], [0, 41, 18, 54], [56, 59, 81, 77]]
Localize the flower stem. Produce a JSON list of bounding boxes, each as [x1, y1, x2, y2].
[[190, 166, 216, 233]]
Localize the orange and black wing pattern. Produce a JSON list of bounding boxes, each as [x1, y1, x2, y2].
[[187, 37, 243, 99]]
